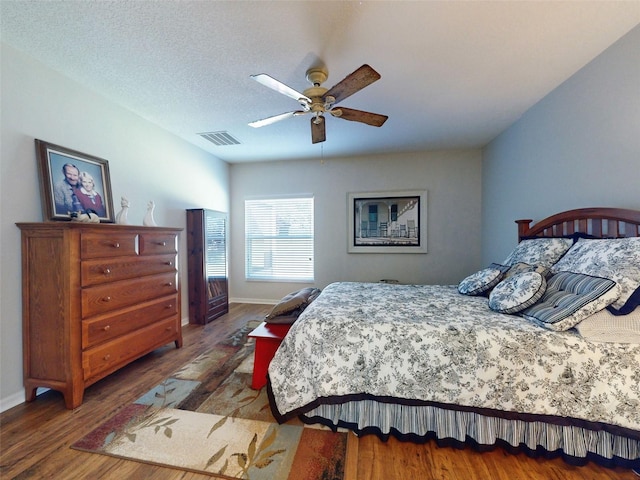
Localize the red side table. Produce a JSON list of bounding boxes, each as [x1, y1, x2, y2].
[[248, 321, 292, 389]]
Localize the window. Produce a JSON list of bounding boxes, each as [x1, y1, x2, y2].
[[245, 196, 314, 281]]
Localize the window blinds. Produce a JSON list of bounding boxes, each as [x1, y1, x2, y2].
[[245, 196, 314, 282]]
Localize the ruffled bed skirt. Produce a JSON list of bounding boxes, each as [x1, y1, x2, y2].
[[299, 399, 640, 469]]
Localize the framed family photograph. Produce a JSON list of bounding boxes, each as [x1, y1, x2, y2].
[[348, 190, 427, 253], [35, 139, 114, 222]]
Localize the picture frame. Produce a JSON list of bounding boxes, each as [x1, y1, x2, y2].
[[35, 139, 114, 222], [348, 190, 427, 253]]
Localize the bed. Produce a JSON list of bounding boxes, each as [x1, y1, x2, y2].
[[267, 207, 640, 469]]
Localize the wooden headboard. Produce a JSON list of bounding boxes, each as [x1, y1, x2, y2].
[[516, 207, 640, 241]]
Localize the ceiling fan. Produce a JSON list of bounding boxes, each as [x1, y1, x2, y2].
[[248, 64, 388, 144]]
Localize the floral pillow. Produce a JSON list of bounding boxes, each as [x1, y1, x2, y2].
[[488, 271, 547, 314], [503, 238, 573, 267], [551, 237, 640, 312], [503, 262, 551, 280], [522, 271, 620, 331], [458, 263, 509, 296]]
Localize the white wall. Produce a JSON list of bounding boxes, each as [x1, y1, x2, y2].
[[229, 150, 483, 302], [0, 44, 230, 411], [482, 25, 640, 264]]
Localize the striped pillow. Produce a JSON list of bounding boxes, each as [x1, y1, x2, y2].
[[522, 272, 620, 331]]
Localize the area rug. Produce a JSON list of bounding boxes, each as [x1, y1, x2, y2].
[[72, 320, 347, 479]]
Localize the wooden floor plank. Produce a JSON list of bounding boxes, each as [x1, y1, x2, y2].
[[1, 303, 637, 479]]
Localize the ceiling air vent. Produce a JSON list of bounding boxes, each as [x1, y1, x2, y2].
[[198, 131, 241, 146]]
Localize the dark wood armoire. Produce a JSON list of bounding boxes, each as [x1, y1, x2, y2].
[[186, 209, 228, 324]]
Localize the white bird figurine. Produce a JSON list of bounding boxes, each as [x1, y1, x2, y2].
[[143, 201, 157, 226], [115, 196, 130, 225]]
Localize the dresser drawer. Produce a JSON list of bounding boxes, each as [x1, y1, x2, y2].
[[82, 317, 179, 381], [82, 295, 178, 348], [139, 232, 178, 255], [81, 232, 138, 259], [81, 254, 177, 286], [82, 272, 178, 318]]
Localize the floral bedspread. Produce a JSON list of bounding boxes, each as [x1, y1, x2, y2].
[[268, 282, 640, 432]]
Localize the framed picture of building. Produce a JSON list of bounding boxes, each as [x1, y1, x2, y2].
[[348, 190, 427, 253]]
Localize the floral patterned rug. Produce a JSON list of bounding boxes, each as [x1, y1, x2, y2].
[[72, 321, 347, 479]]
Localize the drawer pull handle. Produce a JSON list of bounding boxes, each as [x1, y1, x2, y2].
[[103, 325, 111, 331], [103, 296, 112, 302], [103, 268, 112, 275], [103, 354, 111, 361], [112, 242, 120, 248], [165, 282, 173, 287], [165, 261, 173, 266], [167, 304, 173, 309], [158, 241, 167, 246]]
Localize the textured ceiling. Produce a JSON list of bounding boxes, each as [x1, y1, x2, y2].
[[2, 1, 639, 163]]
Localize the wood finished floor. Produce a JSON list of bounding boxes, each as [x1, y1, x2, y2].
[[1, 303, 637, 479]]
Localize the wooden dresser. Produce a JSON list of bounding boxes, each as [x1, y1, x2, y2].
[[17, 222, 183, 409]]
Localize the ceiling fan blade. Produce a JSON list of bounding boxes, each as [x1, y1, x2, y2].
[[333, 107, 388, 127], [311, 116, 326, 144], [324, 64, 381, 104], [250, 74, 311, 103], [248, 111, 306, 128]]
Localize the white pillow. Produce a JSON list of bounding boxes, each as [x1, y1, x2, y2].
[[576, 309, 640, 344]]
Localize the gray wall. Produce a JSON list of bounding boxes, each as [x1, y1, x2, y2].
[[0, 44, 230, 411], [229, 150, 483, 302], [482, 25, 640, 264]]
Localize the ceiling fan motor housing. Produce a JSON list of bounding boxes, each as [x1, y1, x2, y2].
[[306, 67, 328, 86]]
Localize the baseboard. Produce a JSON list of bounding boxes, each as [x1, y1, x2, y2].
[[1, 390, 25, 413], [229, 297, 278, 305]]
